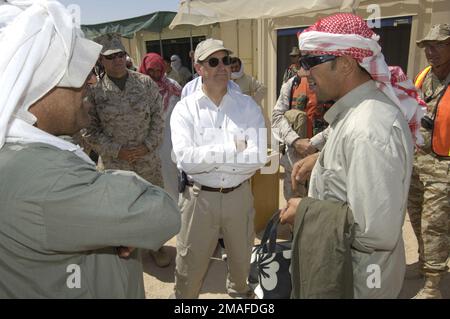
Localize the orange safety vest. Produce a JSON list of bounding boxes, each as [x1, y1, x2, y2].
[[415, 66, 450, 158], [289, 76, 321, 138], [432, 86, 450, 157]]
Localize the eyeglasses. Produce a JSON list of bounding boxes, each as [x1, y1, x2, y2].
[[103, 52, 126, 60], [203, 56, 232, 68], [299, 54, 337, 70]]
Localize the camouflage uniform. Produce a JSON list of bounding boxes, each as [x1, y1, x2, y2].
[[85, 70, 165, 187], [407, 70, 450, 276]]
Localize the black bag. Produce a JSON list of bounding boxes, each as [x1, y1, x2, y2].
[[248, 211, 292, 299]]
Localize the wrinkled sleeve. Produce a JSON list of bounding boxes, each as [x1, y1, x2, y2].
[[251, 77, 267, 106], [216, 99, 267, 175], [84, 89, 121, 158], [144, 79, 165, 151], [346, 130, 409, 251], [271, 79, 299, 145], [43, 159, 180, 253]]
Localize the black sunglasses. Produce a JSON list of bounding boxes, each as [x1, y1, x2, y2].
[[204, 56, 231, 68], [299, 54, 337, 70], [103, 52, 126, 60]]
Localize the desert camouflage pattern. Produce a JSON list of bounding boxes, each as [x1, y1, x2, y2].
[[84, 70, 164, 186], [408, 70, 450, 275]]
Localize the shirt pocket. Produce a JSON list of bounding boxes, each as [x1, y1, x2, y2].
[[311, 156, 344, 201]]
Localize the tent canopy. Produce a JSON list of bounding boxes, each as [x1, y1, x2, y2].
[[82, 11, 177, 39], [170, 0, 364, 28]]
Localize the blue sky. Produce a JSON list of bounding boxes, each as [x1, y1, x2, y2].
[[59, 0, 180, 25]]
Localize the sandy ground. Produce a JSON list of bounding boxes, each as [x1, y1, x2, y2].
[[143, 172, 449, 299]]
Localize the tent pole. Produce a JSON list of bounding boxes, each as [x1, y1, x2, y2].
[[159, 32, 163, 56]]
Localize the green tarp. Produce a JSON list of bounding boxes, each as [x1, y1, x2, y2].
[[81, 11, 177, 39]]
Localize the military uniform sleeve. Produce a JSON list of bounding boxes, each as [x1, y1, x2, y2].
[[42, 155, 180, 252], [84, 87, 122, 158], [271, 78, 299, 145], [251, 76, 267, 106], [144, 79, 165, 152]]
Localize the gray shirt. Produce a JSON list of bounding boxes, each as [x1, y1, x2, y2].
[[0, 142, 180, 298], [308, 80, 414, 298]]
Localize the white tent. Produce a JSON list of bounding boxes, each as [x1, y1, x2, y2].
[[170, 0, 364, 28]]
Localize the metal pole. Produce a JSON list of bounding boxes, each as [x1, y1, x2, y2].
[[159, 32, 163, 56], [190, 25, 194, 74]]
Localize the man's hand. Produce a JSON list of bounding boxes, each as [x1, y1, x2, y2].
[[291, 152, 319, 191], [292, 138, 317, 157], [116, 246, 135, 258], [130, 144, 149, 161], [279, 197, 302, 226], [118, 145, 149, 163], [235, 138, 247, 153], [118, 147, 135, 162]]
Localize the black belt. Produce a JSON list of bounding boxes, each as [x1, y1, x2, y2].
[[186, 181, 245, 194]]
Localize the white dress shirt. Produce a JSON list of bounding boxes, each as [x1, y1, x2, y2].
[[309, 80, 414, 298], [171, 88, 267, 188]]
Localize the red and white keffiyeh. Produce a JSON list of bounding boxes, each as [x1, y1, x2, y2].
[[298, 13, 425, 145], [139, 53, 182, 113]]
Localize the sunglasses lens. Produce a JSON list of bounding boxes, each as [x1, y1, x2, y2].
[[222, 56, 231, 66], [208, 58, 219, 67]]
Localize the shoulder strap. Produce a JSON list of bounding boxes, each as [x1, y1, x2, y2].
[[289, 76, 300, 107]]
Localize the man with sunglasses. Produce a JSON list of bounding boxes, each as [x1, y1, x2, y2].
[[280, 14, 424, 298], [272, 60, 331, 201], [407, 24, 450, 299], [84, 34, 170, 267], [170, 38, 267, 299]]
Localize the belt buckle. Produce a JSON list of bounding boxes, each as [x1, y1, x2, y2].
[[219, 187, 224, 193]]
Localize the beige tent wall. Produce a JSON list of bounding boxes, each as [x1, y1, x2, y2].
[[124, 24, 220, 66], [243, 0, 450, 123], [128, 0, 449, 116]]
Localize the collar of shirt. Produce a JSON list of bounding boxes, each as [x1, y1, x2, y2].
[[324, 80, 377, 125], [194, 86, 233, 110]]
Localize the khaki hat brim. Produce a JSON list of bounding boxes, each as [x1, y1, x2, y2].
[[197, 48, 233, 62], [102, 48, 125, 56], [416, 35, 450, 48]]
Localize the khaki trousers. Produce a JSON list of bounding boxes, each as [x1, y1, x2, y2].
[[174, 181, 255, 298]]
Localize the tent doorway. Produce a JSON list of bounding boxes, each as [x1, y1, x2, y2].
[[145, 36, 206, 74]]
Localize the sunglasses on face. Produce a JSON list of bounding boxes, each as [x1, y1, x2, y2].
[[299, 54, 337, 70], [103, 52, 126, 60], [203, 56, 232, 68]]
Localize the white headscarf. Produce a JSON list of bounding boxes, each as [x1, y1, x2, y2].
[[0, 0, 101, 161], [231, 61, 244, 80], [170, 54, 182, 71]]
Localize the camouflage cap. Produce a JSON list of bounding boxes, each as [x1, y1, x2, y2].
[[93, 33, 126, 55], [417, 24, 450, 48]]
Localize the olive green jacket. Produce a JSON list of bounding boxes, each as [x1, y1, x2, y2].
[[0, 142, 180, 298]]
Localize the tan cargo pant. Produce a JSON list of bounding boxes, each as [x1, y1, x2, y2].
[[407, 152, 450, 275], [280, 147, 307, 201], [174, 181, 255, 298]]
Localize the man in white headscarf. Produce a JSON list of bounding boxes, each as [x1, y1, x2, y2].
[[0, 0, 180, 298], [230, 56, 266, 105], [170, 54, 192, 87], [280, 13, 425, 298]]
